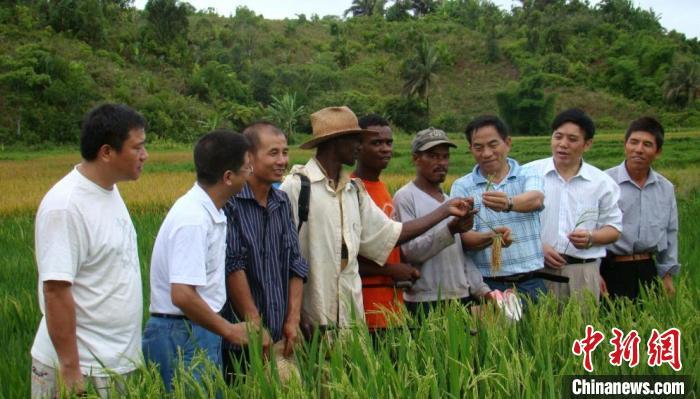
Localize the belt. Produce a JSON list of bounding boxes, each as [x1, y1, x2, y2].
[[561, 254, 597, 265], [150, 313, 188, 320], [484, 270, 570, 284], [613, 253, 652, 262]]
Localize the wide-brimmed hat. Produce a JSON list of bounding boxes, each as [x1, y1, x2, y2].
[[300, 106, 371, 149], [412, 127, 457, 153]]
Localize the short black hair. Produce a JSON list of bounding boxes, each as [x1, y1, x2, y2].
[[242, 121, 285, 152], [194, 130, 250, 186], [551, 108, 595, 140], [464, 115, 510, 144], [358, 114, 389, 129], [80, 103, 147, 161], [625, 117, 664, 151]]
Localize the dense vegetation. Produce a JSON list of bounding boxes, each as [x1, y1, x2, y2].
[[1, 0, 700, 145]]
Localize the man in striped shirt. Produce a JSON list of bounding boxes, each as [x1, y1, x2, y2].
[[222, 122, 309, 379], [525, 109, 622, 303]]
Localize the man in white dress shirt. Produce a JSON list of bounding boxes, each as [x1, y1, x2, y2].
[[526, 108, 622, 302]]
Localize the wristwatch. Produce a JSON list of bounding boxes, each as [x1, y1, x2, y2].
[[504, 196, 513, 212]]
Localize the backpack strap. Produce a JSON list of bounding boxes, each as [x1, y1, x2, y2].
[[294, 173, 310, 233]]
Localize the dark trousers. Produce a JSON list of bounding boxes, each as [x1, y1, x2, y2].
[[600, 254, 657, 300]]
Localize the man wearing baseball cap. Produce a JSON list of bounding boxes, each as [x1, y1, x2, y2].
[[280, 107, 472, 332], [393, 127, 493, 315]]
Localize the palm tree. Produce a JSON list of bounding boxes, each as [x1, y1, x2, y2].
[[402, 39, 441, 121], [344, 0, 386, 17], [266, 93, 305, 139], [663, 60, 700, 109]]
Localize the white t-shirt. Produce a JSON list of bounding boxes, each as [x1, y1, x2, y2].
[[31, 167, 143, 376], [148, 183, 227, 315]]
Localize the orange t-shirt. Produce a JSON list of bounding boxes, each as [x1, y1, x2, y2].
[[353, 176, 403, 329]]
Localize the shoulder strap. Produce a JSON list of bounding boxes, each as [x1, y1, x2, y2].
[[294, 173, 310, 232]]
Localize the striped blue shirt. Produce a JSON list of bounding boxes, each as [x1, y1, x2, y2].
[[450, 158, 544, 277], [223, 183, 309, 341]]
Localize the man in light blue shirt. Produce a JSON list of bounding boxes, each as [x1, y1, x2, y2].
[[451, 115, 547, 301]]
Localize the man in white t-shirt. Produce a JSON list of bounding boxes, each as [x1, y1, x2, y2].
[[143, 130, 270, 390], [31, 104, 149, 398]]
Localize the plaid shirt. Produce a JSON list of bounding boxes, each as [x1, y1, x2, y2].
[[450, 158, 544, 277]]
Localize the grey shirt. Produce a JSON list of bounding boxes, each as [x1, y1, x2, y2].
[[605, 162, 680, 276], [393, 181, 491, 302]]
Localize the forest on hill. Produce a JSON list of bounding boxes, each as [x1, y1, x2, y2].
[[1, 0, 700, 146]]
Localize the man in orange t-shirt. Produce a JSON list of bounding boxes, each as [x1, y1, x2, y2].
[[353, 114, 421, 330]]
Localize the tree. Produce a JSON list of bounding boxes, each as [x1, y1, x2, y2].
[[144, 0, 191, 45], [663, 60, 700, 108], [344, 0, 386, 17], [402, 39, 441, 122], [266, 93, 305, 139], [411, 0, 438, 16], [496, 74, 555, 135]]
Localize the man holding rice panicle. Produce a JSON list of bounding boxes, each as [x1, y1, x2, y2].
[[451, 115, 548, 302], [525, 108, 622, 303]]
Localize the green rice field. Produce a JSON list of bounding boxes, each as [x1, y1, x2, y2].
[[1, 132, 698, 398]]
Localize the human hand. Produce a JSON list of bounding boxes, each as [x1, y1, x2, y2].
[[59, 365, 85, 396], [568, 228, 593, 250], [441, 197, 473, 218], [600, 275, 608, 297], [482, 191, 509, 212], [282, 320, 301, 357], [492, 226, 513, 247], [543, 244, 566, 269], [662, 274, 676, 297], [386, 263, 420, 283]]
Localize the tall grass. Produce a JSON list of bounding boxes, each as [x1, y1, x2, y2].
[[1, 136, 699, 397]]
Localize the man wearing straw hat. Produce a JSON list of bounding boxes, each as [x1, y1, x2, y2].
[[280, 106, 472, 331]]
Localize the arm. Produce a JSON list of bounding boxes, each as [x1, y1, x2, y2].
[[226, 271, 261, 323], [394, 192, 456, 264], [481, 190, 544, 213], [172, 284, 267, 347], [568, 225, 621, 249], [282, 276, 304, 356], [657, 195, 679, 296], [43, 281, 84, 394], [358, 256, 421, 282], [397, 197, 471, 244]]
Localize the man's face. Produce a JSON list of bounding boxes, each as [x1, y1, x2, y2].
[[111, 127, 148, 182], [551, 122, 592, 168], [469, 125, 511, 176], [358, 125, 393, 172], [250, 129, 288, 184], [228, 151, 253, 194], [335, 133, 362, 166], [624, 130, 660, 170], [414, 144, 450, 184]]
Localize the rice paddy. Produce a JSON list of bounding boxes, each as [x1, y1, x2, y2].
[[1, 132, 698, 398]]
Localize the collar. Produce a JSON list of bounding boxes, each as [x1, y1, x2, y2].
[[545, 157, 593, 182], [234, 182, 283, 210], [618, 161, 658, 187], [307, 157, 352, 192], [191, 183, 226, 224], [471, 158, 520, 185]]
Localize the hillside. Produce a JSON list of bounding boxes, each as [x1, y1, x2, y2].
[[1, 0, 700, 145]]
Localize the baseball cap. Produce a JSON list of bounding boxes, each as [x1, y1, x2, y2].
[[412, 127, 457, 153]]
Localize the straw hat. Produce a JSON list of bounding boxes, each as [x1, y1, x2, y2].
[[300, 106, 371, 149]]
